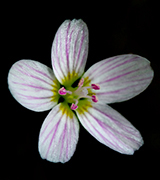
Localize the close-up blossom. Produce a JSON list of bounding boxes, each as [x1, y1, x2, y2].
[[8, 19, 154, 163]]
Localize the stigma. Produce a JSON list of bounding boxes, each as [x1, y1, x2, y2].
[[58, 78, 100, 110]]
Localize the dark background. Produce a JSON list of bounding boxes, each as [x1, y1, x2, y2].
[[5, 0, 159, 179]]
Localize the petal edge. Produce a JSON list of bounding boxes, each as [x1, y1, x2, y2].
[[8, 60, 60, 111], [51, 19, 89, 86], [76, 103, 143, 155], [83, 54, 154, 103], [38, 103, 79, 163]]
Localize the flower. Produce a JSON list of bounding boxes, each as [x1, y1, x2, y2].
[[8, 19, 154, 163]]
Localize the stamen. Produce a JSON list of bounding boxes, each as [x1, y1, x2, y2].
[[58, 87, 72, 95], [58, 80, 100, 111], [91, 95, 98, 102], [71, 99, 78, 110], [75, 78, 84, 92], [78, 78, 84, 87], [82, 84, 100, 90], [91, 84, 100, 90], [71, 103, 78, 110]]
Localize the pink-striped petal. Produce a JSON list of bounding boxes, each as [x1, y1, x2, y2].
[[51, 19, 88, 86], [8, 60, 60, 112], [83, 54, 154, 103], [76, 102, 143, 155], [38, 103, 79, 163]]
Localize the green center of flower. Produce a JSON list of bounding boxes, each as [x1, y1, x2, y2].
[[58, 78, 100, 110]]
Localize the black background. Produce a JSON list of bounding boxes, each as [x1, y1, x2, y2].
[[5, 1, 160, 179]]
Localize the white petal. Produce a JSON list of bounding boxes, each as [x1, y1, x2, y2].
[[8, 60, 60, 112], [83, 54, 154, 103], [51, 19, 88, 86], [76, 102, 144, 155], [38, 103, 79, 163]]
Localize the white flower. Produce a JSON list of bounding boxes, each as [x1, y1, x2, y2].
[[8, 19, 154, 163]]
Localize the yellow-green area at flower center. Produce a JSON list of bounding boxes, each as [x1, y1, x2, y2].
[[63, 86, 79, 103], [58, 78, 100, 111]]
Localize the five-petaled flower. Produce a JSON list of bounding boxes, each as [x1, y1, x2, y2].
[[8, 19, 154, 163]]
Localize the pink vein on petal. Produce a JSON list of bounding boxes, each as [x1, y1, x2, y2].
[[81, 113, 124, 151], [45, 120, 61, 159], [87, 112, 127, 151], [75, 27, 85, 73], [87, 56, 137, 79], [15, 66, 52, 86], [59, 118, 68, 160], [66, 21, 71, 72], [98, 67, 146, 84], [16, 93, 52, 100], [40, 108, 60, 137], [91, 106, 140, 138], [53, 28, 65, 79], [11, 81, 52, 91], [22, 62, 54, 81], [60, 27, 66, 73], [97, 81, 150, 95], [86, 56, 121, 78]]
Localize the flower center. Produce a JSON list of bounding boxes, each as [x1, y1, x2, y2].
[[58, 78, 100, 110]]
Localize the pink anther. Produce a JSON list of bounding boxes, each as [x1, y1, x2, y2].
[[91, 95, 98, 102], [71, 103, 78, 110], [58, 87, 67, 95], [58, 87, 72, 95], [91, 84, 100, 90], [78, 78, 84, 87]]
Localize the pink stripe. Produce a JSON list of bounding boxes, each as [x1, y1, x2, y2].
[[69, 29, 75, 72], [65, 121, 69, 160], [59, 118, 68, 160], [89, 56, 138, 79], [82, 113, 123, 151], [92, 106, 140, 138], [79, 111, 119, 150], [51, 46, 60, 78], [86, 112, 127, 151], [15, 66, 52, 86], [76, 28, 85, 65], [93, 60, 137, 80], [22, 100, 52, 106], [72, 25, 78, 70], [99, 66, 148, 84], [10, 72, 26, 81], [96, 117, 138, 144], [105, 56, 138, 74], [45, 120, 61, 159], [54, 28, 65, 78], [52, 59, 63, 80], [17, 93, 52, 100], [86, 56, 119, 78], [59, 27, 66, 73], [68, 119, 73, 159], [12, 81, 52, 91], [72, 28, 80, 72], [100, 76, 152, 86], [22, 62, 54, 81], [97, 81, 150, 95], [76, 31, 87, 73], [78, 44, 87, 71], [66, 21, 71, 72], [41, 108, 60, 136]]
